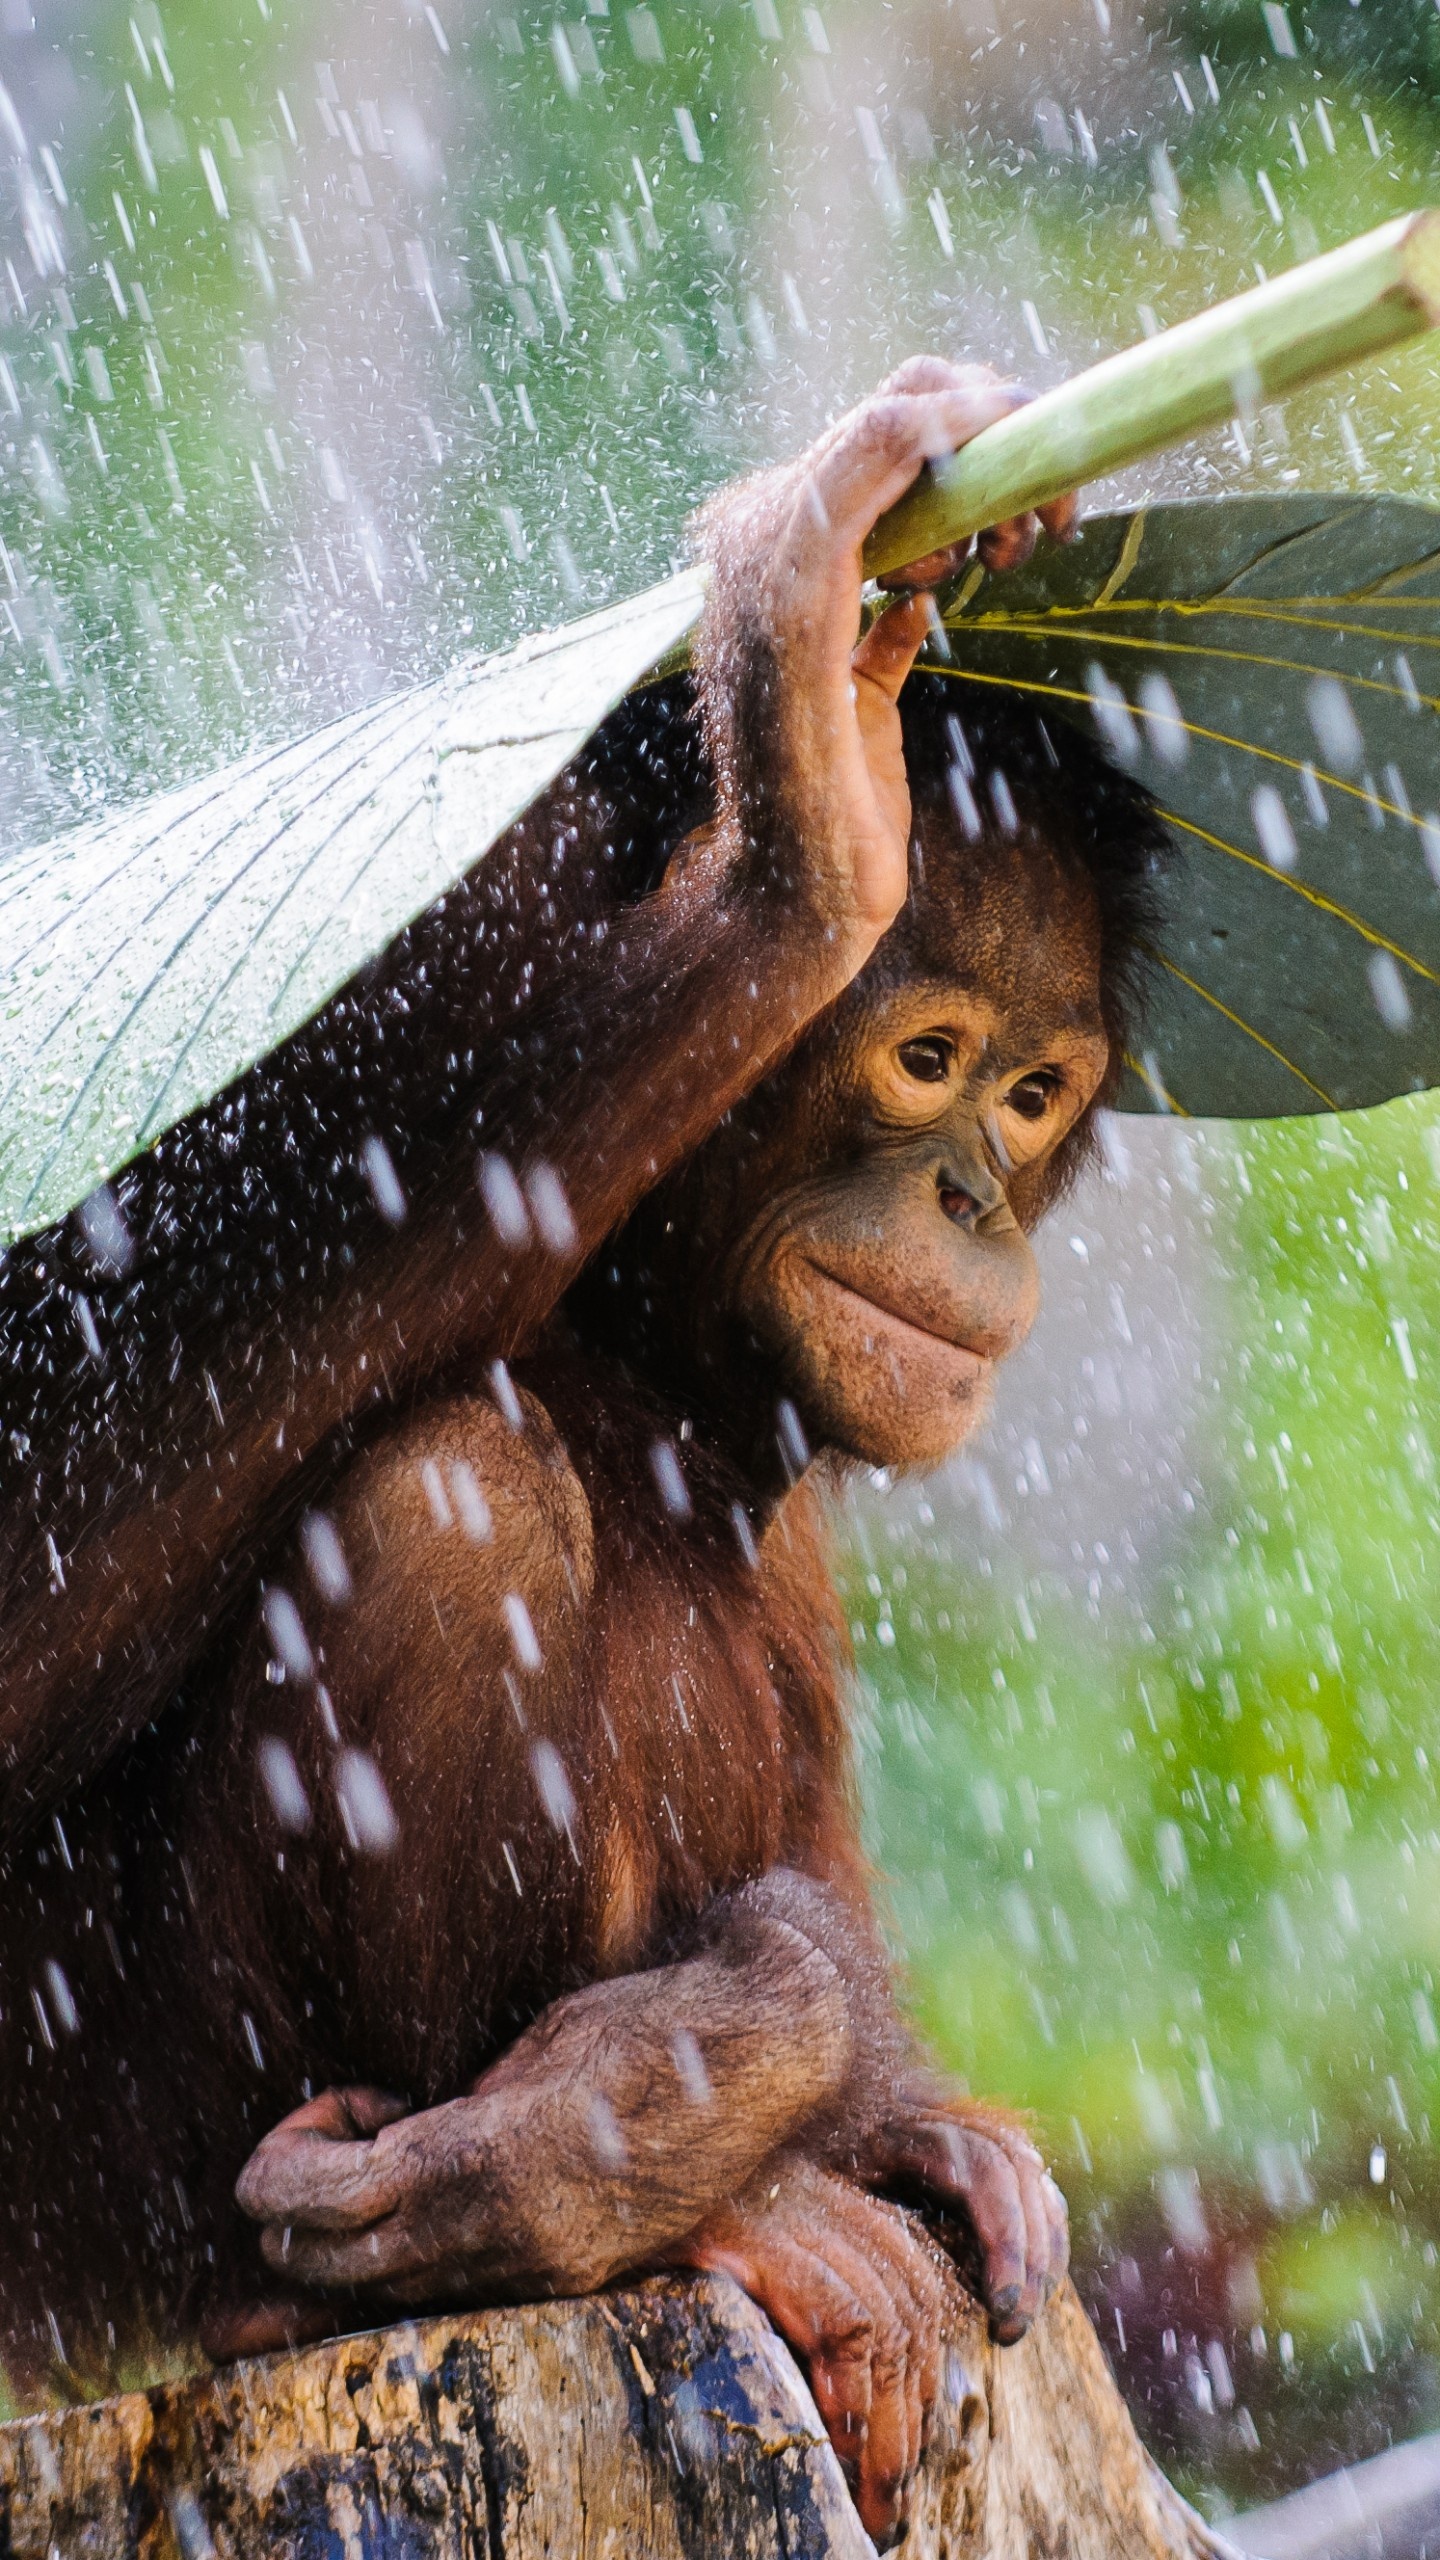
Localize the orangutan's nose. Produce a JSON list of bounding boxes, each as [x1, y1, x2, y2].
[[935, 1128, 1011, 1232]]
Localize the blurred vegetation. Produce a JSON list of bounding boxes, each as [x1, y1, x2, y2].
[[1166, 0, 1440, 91], [856, 1093, 1440, 2511], [3, 0, 1440, 2515], [8, 0, 1440, 830]]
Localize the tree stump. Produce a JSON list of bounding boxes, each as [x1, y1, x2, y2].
[[0, 2274, 1233, 2558]]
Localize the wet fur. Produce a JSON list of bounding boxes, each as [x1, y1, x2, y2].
[[0, 641, 1163, 2385]]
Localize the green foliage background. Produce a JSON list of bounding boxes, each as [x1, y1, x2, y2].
[[3, 0, 1440, 2513], [857, 1100, 1440, 2510]]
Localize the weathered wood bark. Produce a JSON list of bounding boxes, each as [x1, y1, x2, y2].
[[0, 2274, 1233, 2558]]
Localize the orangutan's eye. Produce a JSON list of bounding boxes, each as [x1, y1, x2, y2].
[[1005, 1070, 1060, 1122], [897, 1036, 953, 1085]]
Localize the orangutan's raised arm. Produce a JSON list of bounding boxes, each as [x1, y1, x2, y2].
[[0, 366, 1029, 1842]]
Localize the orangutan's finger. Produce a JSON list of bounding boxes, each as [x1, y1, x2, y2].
[[877, 356, 1018, 403], [877, 538, 974, 594], [235, 2086, 408, 2231], [851, 592, 933, 703], [976, 513, 1040, 573], [1038, 489, 1079, 543], [200, 2295, 341, 2360], [258, 2208, 426, 2290]]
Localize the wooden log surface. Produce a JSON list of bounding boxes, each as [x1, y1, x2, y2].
[[0, 2272, 1235, 2559]]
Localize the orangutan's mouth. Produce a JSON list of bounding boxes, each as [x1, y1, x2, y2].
[[802, 1263, 989, 1384]]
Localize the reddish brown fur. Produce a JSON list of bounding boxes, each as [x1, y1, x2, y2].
[[0, 1385, 855, 2328], [0, 364, 1165, 2542]]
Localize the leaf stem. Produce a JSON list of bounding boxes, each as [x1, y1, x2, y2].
[[864, 212, 1440, 580]]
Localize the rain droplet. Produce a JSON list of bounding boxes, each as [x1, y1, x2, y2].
[[300, 1512, 352, 1606], [649, 1438, 692, 1520], [335, 1750, 399, 1855], [488, 1359, 526, 1431], [1383, 761, 1413, 822], [258, 1736, 312, 1834], [421, 1458, 454, 1531], [730, 1501, 759, 1566], [73, 1293, 102, 1363], [1262, 2, 1298, 56], [76, 1181, 134, 1276], [587, 2090, 628, 2169], [947, 764, 982, 839], [1306, 676, 1364, 773], [1074, 1806, 1134, 1905], [1155, 1821, 1189, 1890], [1251, 784, 1297, 871], [1206, 2340, 1234, 2409], [262, 1586, 314, 1683], [671, 2028, 713, 2105], [1084, 663, 1140, 767], [989, 768, 1018, 833], [1147, 2170, 1204, 2252], [1134, 2067, 1176, 2148], [1096, 1113, 1132, 1183], [1021, 299, 1049, 357], [1137, 673, 1189, 767], [1396, 654, 1423, 713], [449, 1459, 493, 1544], [1299, 763, 1328, 826], [478, 1153, 531, 1246], [167, 2488, 217, 2560], [360, 1135, 407, 1226], [42, 1959, 78, 2036], [1367, 951, 1412, 1034], [504, 1591, 543, 1670], [530, 1737, 576, 1834], [526, 1161, 578, 1253], [1261, 1773, 1307, 1851], [550, 23, 581, 96], [776, 1399, 810, 1477], [197, 144, 229, 219]]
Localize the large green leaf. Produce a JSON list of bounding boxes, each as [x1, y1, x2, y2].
[[3, 491, 1440, 1250], [0, 566, 702, 1248], [932, 493, 1440, 1118]]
